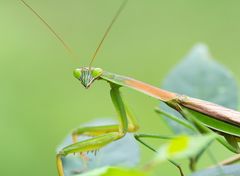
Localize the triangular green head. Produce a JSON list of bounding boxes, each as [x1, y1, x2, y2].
[[73, 67, 103, 88]]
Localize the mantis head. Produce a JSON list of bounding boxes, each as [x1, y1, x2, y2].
[[21, 0, 126, 89], [73, 67, 103, 88]]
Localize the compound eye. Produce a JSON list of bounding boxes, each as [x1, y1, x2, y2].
[[73, 68, 82, 79], [92, 68, 103, 78]]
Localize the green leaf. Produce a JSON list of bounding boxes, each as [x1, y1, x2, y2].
[[160, 44, 238, 134], [190, 164, 240, 176], [150, 134, 216, 166], [77, 166, 146, 176], [57, 119, 140, 176]]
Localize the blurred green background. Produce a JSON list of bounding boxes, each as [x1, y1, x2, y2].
[[1, 0, 240, 175]]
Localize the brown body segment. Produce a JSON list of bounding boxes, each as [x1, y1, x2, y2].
[[101, 71, 177, 102], [179, 96, 240, 127], [103, 72, 240, 127], [125, 78, 177, 101], [126, 77, 240, 127]]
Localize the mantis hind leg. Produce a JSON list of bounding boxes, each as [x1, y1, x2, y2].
[[57, 84, 140, 176], [134, 133, 184, 176], [179, 108, 240, 171]]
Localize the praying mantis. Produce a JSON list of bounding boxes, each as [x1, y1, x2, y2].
[[19, 0, 240, 176]]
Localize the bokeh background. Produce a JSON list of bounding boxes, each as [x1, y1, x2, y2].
[[1, 0, 240, 175]]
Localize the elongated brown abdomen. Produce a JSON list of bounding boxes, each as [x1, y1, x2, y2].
[[102, 71, 240, 127], [179, 96, 240, 127]]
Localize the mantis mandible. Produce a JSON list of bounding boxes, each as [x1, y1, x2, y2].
[[20, 0, 240, 176]]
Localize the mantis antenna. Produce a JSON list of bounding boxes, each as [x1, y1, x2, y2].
[[88, 0, 128, 69], [19, 0, 78, 62]]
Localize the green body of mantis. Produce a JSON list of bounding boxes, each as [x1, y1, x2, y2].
[[19, 0, 240, 176], [54, 67, 240, 175]]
